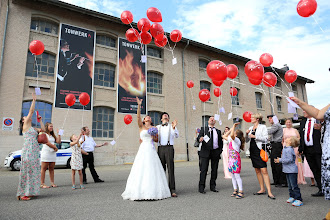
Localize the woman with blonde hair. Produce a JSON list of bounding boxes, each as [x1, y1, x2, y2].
[[246, 113, 275, 199]]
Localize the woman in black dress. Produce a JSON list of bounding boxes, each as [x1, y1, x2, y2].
[[246, 113, 275, 199]]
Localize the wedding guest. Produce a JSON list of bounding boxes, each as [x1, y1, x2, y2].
[[40, 122, 61, 188], [222, 127, 232, 179], [304, 157, 316, 187], [283, 118, 306, 185], [275, 136, 303, 207], [194, 128, 202, 171], [17, 93, 45, 201], [290, 97, 329, 201], [267, 115, 286, 187], [80, 126, 108, 184], [246, 113, 275, 199]]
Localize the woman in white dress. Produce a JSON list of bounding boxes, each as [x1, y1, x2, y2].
[[40, 122, 61, 188], [122, 97, 171, 201]]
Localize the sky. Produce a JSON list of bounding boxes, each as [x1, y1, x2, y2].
[[61, 0, 330, 109]]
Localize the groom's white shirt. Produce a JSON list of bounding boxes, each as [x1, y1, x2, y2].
[[157, 124, 179, 146]]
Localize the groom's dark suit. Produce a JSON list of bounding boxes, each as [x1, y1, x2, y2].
[[197, 126, 223, 192]]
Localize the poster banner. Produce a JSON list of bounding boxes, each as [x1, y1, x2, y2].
[[54, 23, 95, 110], [117, 38, 147, 114]]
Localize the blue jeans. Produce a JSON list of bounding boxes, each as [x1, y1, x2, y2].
[[286, 173, 302, 201]]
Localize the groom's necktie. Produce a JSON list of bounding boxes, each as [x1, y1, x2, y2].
[[162, 123, 168, 126], [210, 127, 214, 147]]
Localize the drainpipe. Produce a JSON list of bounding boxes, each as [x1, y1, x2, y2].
[[182, 40, 190, 161], [0, 0, 9, 79]]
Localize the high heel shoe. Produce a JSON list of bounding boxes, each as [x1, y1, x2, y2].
[[17, 196, 30, 201]]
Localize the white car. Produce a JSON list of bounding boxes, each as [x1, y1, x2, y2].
[[4, 140, 72, 171]]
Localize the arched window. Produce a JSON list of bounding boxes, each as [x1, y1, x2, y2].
[[147, 47, 162, 58], [96, 34, 116, 48], [255, 92, 263, 109], [200, 81, 211, 101], [21, 101, 52, 129], [26, 51, 56, 79], [30, 18, 58, 34], [276, 96, 282, 112], [92, 107, 114, 138], [94, 63, 115, 87], [147, 72, 162, 94], [199, 59, 209, 69], [149, 111, 161, 126]]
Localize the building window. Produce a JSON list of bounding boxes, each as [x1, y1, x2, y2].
[[275, 79, 281, 89], [231, 88, 240, 105], [30, 19, 58, 35], [149, 111, 161, 126], [94, 63, 115, 87], [200, 81, 211, 101], [292, 84, 298, 93], [25, 51, 56, 79], [147, 47, 161, 58], [21, 101, 52, 130], [202, 115, 211, 128], [92, 107, 114, 138], [96, 35, 116, 48], [147, 72, 162, 94], [232, 118, 242, 129], [255, 92, 263, 109], [199, 59, 208, 69], [276, 96, 282, 112]]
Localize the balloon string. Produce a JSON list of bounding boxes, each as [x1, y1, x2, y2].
[[115, 124, 127, 141], [311, 15, 327, 38], [189, 88, 196, 108], [62, 107, 70, 129], [128, 22, 145, 56], [270, 66, 291, 92], [259, 85, 275, 114], [272, 86, 276, 112], [82, 105, 84, 128], [203, 101, 205, 136], [217, 87, 221, 114], [34, 55, 39, 88], [165, 38, 176, 59]]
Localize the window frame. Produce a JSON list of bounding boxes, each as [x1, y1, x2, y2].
[[200, 81, 211, 101], [96, 34, 116, 48], [255, 92, 263, 109], [148, 111, 161, 126], [30, 18, 59, 35], [202, 115, 211, 128], [276, 96, 282, 112], [94, 62, 116, 88], [147, 71, 163, 94], [231, 88, 240, 106], [25, 51, 56, 79], [92, 107, 115, 139], [199, 59, 209, 69], [147, 47, 162, 58]]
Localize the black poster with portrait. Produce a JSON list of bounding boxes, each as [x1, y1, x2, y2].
[[54, 23, 95, 110], [117, 38, 147, 114]]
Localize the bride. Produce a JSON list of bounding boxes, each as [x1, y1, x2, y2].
[[121, 97, 171, 200]]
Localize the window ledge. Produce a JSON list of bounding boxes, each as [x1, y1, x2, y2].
[[205, 101, 213, 104], [277, 111, 284, 114], [28, 82, 50, 89], [94, 85, 116, 91], [30, 29, 58, 38], [147, 56, 163, 61], [147, 92, 165, 97], [96, 44, 117, 51], [232, 105, 241, 108], [93, 137, 113, 141], [25, 76, 54, 83], [257, 108, 265, 111]]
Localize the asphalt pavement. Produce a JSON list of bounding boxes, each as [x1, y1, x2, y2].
[[0, 159, 328, 220]]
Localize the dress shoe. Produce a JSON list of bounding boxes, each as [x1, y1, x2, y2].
[[95, 179, 104, 183], [275, 184, 281, 187], [83, 181, 88, 184], [211, 189, 219, 192], [171, 193, 178, 197], [199, 190, 206, 194], [311, 191, 324, 197], [281, 184, 288, 187], [270, 183, 276, 185]]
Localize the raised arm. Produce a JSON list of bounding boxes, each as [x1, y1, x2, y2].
[[23, 93, 37, 131], [136, 97, 143, 129], [222, 129, 231, 140], [230, 123, 240, 140], [290, 97, 330, 120]]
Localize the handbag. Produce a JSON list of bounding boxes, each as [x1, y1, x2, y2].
[[260, 144, 268, 162], [38, 131, 48, 144]]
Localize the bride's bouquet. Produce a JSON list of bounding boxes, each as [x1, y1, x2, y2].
[[148, 127, 158, 137]]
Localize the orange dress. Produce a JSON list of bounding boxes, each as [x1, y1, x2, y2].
[[283, 128, 307, 184]]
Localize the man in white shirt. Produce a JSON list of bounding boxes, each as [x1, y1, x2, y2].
[[157, 112, 179, 197], [80, 126, 108, 184]]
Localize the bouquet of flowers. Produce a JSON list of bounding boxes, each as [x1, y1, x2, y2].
[[148, 127, 158, 137]]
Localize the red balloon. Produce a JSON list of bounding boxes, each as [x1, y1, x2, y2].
[[29, 40, 45, 56], [139, 32, 152, 45], [79, 92, 90, 106], [249, 77, 262, 85], [65, 94, 76, 107], [137, 18, 151, 32], [214, 88, 221, 97], [227, 64, 238, 79], [259, 53, 273, 67], [212, 80, 224, 87], [170, 30, 182, 42], [244, 60, 264, 80], [124, 114, 133, 125], [120, 11, 133, 24], [125, 28, 139, 42], [199, 89, 210, 102], [297, 0, 317, 17], [186, 80, 194, 88], [206, 60, 228, 81], [263, 72, 277, 87], [154, 35, 168, 47], [146, 7, 162, 22], [230, 87, 238, 96], [243, 111, 253, 123], [150, 23, 164, 40], [285, 70, 298, 83]]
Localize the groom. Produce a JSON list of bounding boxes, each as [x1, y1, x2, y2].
[[157, 112, 179, 197], [197, 117, 223, 194]]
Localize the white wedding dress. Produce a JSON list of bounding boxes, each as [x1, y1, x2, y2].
[[121, 130, 171, 200]]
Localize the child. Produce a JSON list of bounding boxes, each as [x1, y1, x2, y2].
[[275, 136, 303, 207], [70, 132, 88, 190], [223, 122, 245, 199]]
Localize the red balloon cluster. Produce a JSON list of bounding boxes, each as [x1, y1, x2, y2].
[[199, 89, 210, 102], [187, 80, 194, 88], [285, 70, 297, 83], [227, 64, 238, 79], [124, 114, 133, 125], [263, 72, 277, 87], [214, 88, 221, 97], [297, 0, 317, 17], [79, 92, 90, 106], [249, 77, 262, 86], [243, 111, 253, 123], [207, 60, 228, 82], [245, 60, 265, 86], [230, 87, 238, 96], [29, 40, 45, 56], [121, 8, 182, 47], [65, 94, 76, 107], [259, 53, 273, 67]]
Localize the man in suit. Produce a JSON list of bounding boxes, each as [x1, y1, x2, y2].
[[197, 117, 223, 194], [299, 111, 323, 196]]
